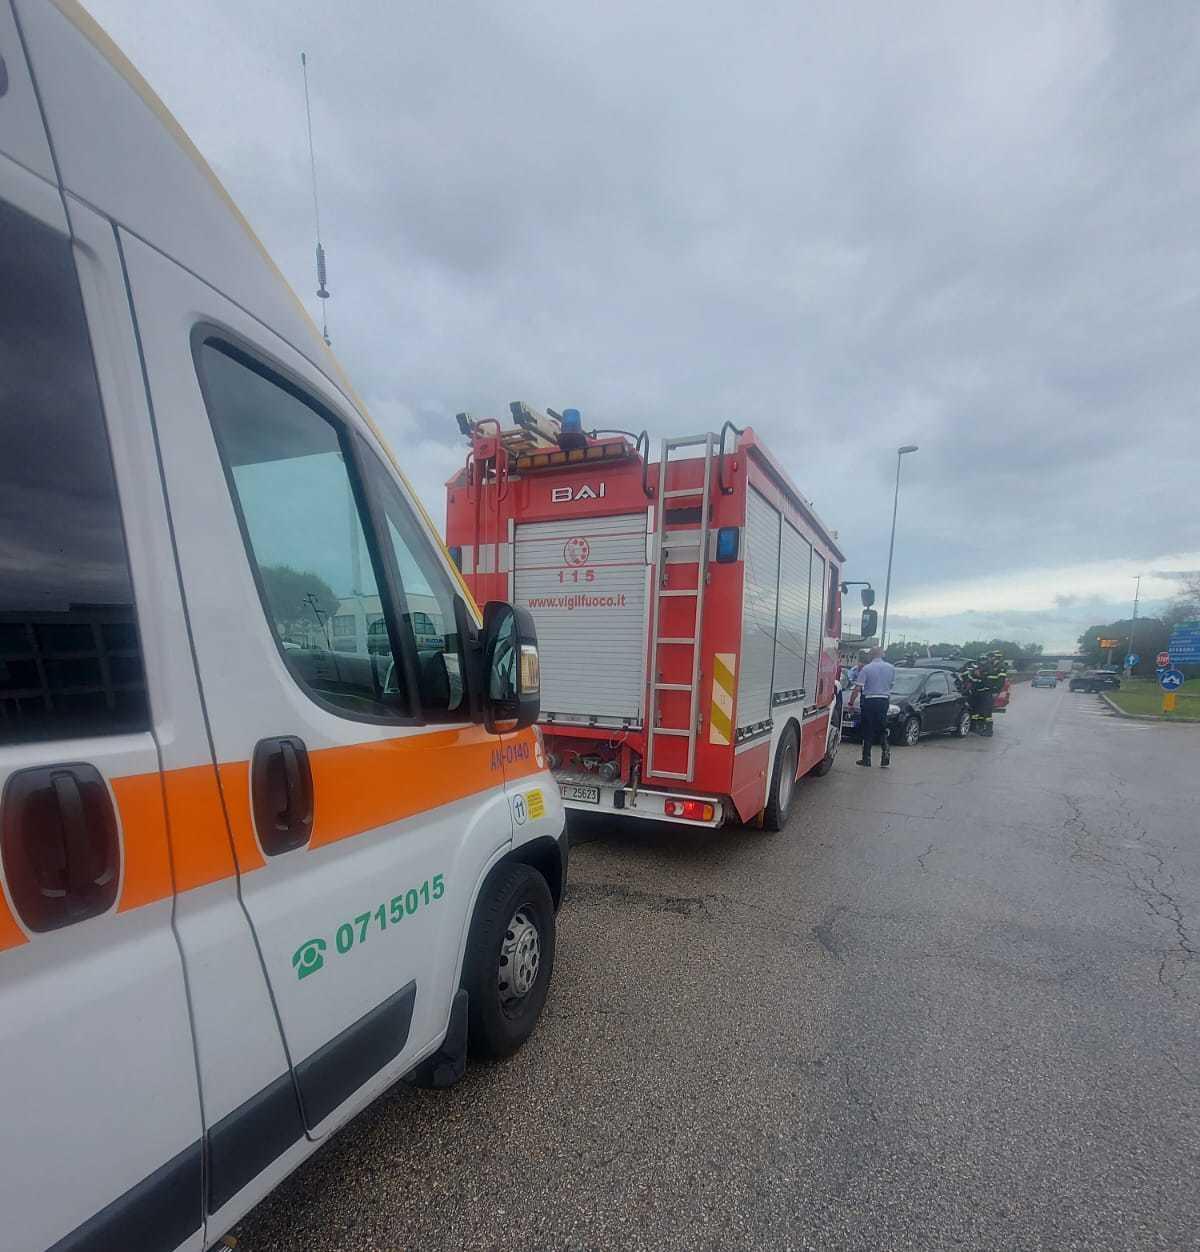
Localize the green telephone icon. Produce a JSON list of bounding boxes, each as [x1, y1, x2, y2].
[[291, 938, 327, 981]]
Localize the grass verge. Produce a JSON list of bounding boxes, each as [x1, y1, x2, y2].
[[1105, 676, 1200, 720]]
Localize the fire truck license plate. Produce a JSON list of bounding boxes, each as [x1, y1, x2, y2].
[[559, 783, 600, 804]]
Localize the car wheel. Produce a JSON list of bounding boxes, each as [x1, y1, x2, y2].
[[462, 862, 555, 1060], [954, 708, 971, 737], [893, 715, 921, 747], [763, 726, 799, 831]]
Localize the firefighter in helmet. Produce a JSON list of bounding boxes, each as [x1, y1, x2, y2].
[[964, 651, 1006, 737]]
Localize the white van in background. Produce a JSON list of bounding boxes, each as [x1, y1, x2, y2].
[[0, 3, 566, 1249]]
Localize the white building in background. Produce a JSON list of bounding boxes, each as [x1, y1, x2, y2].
[[330, 593, 443, 654]]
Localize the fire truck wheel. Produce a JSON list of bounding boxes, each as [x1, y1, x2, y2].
[[811, 700, 842, 777], [763, 727, 799, 832], [462, 862, 556, 1060]]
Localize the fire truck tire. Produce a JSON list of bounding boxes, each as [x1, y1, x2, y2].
[[462, 862, 556, 1060], [763, 727, 799, 832], [811, 700, 842, 777]]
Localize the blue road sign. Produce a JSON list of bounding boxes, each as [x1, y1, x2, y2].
[[1125, 653, 1140, 669], [1169, 621, 1200, 664], [1160, 668, 1185, 692]]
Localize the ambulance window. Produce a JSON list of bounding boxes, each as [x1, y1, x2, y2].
[[0, 199, 149, 746], [198, 341, 411, 721], [359, 450, 467, 719]]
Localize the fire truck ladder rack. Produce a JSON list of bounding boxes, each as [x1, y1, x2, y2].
[[646, 432, 716, 783]]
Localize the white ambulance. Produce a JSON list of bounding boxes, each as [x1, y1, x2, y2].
[[0, 3, 566, 1249]]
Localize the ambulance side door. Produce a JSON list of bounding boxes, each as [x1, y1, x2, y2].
[[0, 168, 203, 1248], [121, 234, 515, 1136]]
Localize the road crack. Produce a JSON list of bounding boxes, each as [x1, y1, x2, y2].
[[1057, 788, 1196, 998], [566, 880, 725, 917]]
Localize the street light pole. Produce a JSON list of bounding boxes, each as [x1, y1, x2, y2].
[[880, 444, 918, 651], [1125, 574, 1141, 677]]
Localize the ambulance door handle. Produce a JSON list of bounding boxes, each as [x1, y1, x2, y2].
[[0, 763, 120, 931], [251, 736, 314, 856], [281, 740, 303, 808], [52, 771, 114, 894]]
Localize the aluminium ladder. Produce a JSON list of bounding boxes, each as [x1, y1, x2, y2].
[[645, 433, 717, 782]]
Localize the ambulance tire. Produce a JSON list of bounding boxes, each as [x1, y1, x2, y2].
[[462, 862, 556, 1061], [763, 726, 799, 832]]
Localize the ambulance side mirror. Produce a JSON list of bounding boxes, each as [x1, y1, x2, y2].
[[860, 608, 878, 638], [481, 601, 541, 732]]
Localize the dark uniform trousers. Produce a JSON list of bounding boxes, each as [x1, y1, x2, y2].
[[969, 668, 1005, 733], [859, 697, 891, 758]]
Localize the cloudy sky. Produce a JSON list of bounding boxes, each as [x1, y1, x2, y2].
[[86, 0, 1199, 651]]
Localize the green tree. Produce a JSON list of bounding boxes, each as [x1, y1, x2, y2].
[[959, 639, 1028, 661], [259, 564, 340, 644], [1077, 618, 1170, 674], [883, 639, 1043, 663], [885, 641, 924, 661], [1164, 573, 1200, 631]]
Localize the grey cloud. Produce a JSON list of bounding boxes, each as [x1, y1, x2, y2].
[[88, 0, 1200, 630]]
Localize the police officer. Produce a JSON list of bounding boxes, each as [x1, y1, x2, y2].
[[849, 646, 896, 767]]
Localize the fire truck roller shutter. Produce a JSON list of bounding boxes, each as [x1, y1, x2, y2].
[[737, 488, 782, 730], [805, 547, 827, 701], [513, 513, 649, 724], [773, 520, 813, 702]]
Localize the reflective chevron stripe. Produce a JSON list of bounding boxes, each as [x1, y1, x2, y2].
[[709, 653, 736, 745]]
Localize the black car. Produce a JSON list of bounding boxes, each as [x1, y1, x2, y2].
[[1069, 670, 1121, 693], [843, 666, 971, 746]]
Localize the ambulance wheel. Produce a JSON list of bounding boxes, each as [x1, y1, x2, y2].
[[812, 701, 841, 777], [462, 862, 555, 1060], [763, 727, 799, 832]]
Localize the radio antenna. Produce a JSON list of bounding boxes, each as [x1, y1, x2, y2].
[[300, 51, 331, 346]]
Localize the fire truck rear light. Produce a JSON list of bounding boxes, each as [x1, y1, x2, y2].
[[664, 799, 715, 821], [715, 527, 740, 563]]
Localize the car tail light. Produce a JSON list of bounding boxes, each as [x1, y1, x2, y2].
[[663, 799, 715, 822]]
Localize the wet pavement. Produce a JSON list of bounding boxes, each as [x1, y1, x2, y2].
[[236, 681, 1199, 1251]]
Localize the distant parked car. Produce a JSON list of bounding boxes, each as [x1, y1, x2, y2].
[[1070, 670, 1121, 693], [1032, 669, 1058, 688], [843, 666, 971, 745]]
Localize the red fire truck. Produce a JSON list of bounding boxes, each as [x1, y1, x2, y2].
[[446, 405, 870, 830]]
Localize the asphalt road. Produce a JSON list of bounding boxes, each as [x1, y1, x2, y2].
[[236, 682, 1199, 1251]]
